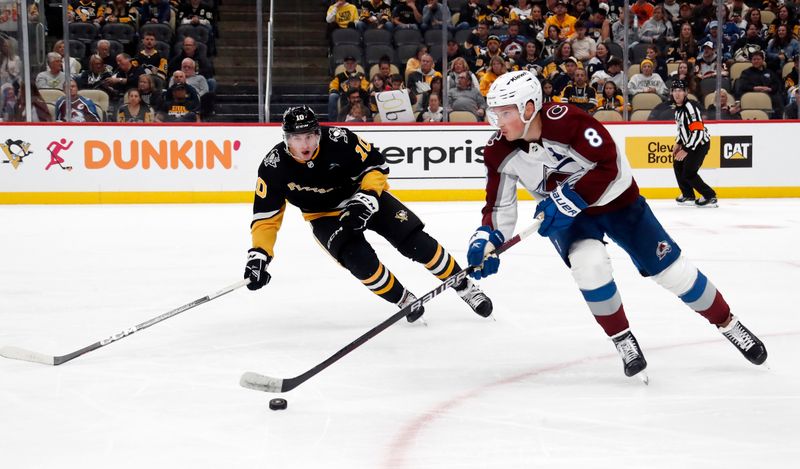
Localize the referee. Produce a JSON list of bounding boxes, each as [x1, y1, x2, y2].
[[671, 79, 717, 208]]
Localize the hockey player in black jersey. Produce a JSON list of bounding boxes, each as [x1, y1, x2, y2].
[[244, 106, 493, 322]]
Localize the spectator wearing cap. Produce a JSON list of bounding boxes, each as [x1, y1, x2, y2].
[[695, 41, 722, 79], [585, 7, 610, 43], [479, 55, 508, 96], [638, 5, 674, 45], [590, 56, 624, 91], [558, 67, 597, 112], [546, 0, 578, 40], [474, 35, 508, 79], [160, 82, 201, 122], [630, 0, 654, 28], [551, 56, 582, 95], [628, 58, 668, 98], [570, 21, 597, 62], [700, 17, 741, 61], [326, 1, 359, 36], [728, 0, 749, 24], [392, 0, 422, 30], [327, 55, 368, 121], [736, 50, 784, 118], [356, 0, 395, 33], [447, 68, 486, 120]]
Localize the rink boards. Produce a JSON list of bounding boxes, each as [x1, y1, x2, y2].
[[0, 121, 798, 203]]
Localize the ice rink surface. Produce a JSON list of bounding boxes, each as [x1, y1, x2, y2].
[[1, 199, 799, 468]]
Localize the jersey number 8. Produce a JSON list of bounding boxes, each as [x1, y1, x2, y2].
[[584, 128, 603, 147]]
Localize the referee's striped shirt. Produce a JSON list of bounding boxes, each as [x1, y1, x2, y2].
[[674, 101, 710, 150]]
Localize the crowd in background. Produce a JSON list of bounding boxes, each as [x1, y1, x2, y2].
[[326, 0, 799, 122]]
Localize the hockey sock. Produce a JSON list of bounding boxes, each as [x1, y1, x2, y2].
[[340, 241, 406, 304], [581, 280, 630, 336], [652, 256, 730, 325], [359, 262, 406, 305], [397, 230, 463, 285]]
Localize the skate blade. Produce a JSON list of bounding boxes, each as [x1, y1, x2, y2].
[[636, 372, 649, 385], [760, 361, 770, 370]]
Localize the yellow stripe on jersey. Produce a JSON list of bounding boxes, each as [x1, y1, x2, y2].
[[251, 204, 286, 257], [360, 170, 389, 195], [303, 211, 342, 222]]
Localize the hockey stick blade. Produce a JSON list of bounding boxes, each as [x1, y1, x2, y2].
[[240, 219, 542, 394], [0, 278, 250, 366]]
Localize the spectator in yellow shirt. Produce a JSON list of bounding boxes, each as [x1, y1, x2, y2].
[[545, 0, 577, 40], [326, 0, 359, 36], [479, 56, 508, 96]]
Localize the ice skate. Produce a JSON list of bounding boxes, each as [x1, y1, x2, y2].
[[718, 315, 768, 365], [612, 329, 648, 383], [456, 279, 494, 318], [398, 290, 425, 323], [675, 195, 696, 206], [695, 196, 718, 208]]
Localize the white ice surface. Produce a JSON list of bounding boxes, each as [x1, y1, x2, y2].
[[1, 200, 798, 469]]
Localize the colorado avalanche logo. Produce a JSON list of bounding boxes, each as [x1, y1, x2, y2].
[[263, 149, 280, 168], [328, 127, 348, 143], [656, 240, 672, 260], [546, 105, 568, 120]]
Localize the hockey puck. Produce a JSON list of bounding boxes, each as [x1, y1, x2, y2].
[[269, 398, 288, 411]]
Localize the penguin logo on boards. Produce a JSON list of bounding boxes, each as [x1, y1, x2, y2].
[[0, 139, 32, 170]]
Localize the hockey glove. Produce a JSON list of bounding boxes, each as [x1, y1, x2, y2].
[[534, 183, 588, 237], [467, 226, 505, 280], [339, 190, 379, 231], [244, 248, 272, 291]]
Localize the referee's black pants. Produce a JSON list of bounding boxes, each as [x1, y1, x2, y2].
[[673, 141, 715, 199]]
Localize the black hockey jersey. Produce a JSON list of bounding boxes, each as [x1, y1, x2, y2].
[[250, 126, 389, 256]]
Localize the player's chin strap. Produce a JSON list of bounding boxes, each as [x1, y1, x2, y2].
[[520, 102, 537, 138]]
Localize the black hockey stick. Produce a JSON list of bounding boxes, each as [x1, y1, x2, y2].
[[0, 279, 250, 366], [240, 220, 542, 393]]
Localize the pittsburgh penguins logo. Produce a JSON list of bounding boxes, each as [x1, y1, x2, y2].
[[263, 149, 279, 168], [395, 210, 409, 222], [546, 104, 568, 120], [328, 127, 348, 143]]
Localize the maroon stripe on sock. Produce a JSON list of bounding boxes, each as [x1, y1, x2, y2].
[[697, 291, 731, 325], [594, 306, 630, 337]]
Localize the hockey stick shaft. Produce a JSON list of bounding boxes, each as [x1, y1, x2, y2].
[[240, 220, 542, 393], [1, 278, 250, 366]]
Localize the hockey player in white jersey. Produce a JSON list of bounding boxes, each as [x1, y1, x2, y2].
[[466, 70, 767, 380]]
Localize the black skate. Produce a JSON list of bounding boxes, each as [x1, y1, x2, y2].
[[695, 196, 718, 208], [675, 195, 696, 206], [456, 279, 493, 317], [612, 329, 648, 381], [718, 316, 768, 365], [398, 290, 425, 323]]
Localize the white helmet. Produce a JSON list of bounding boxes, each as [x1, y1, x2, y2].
[[486, 70, 542, 133]]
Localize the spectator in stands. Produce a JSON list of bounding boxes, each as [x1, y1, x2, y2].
[[405, 45, 428, 77], [550, 56, 582, 95], [786, 62, 798, 90], [479, 55, 507, 96], [422, 0, 455, 33], [500, 20, 528, 55], [465, 20, 491, 67], [484, 0, 509, 27], [418, 75, 442, 111], [36, 53, 66, 90], [392, 0, 422, 30], [0, 83, 16, 121], [628, 58, 668, 98], [160, 82, 201, 122], [417, 92, 444, 122], [631, 0, 654, 28], [442, 39, 466, 69], [344, 102, 369, 122], [53, 40, 82, 76], [596, 81, 627, 113], [727, 0, 749, 24], [509, 0, 532, 25], [570, 21, 596, 62], [133, 31, 168, 83], [12, 82, 52, 122], [611, 8, 637, 49], [76, 54, 115, 96], [639, 5, 674, 45], [67, 0, 106, 24], [95, 40, 116, 73], [729, 9, 747, 32], [375, 55, 393, 83], [517, 39, 544, 74], [459, 0, 487, 30], [338, 87, 370, 121], [407, 53, 442, 100], [736, 50, 784, 118], [170, 58, 208, 98], [700, 21, 737, 61], [541, 78, 556, 102], [388, 73, 415, 106], [733, 23, 767, 63], [585, 42, 610, 79], [447, 70, 486, 120], [117, 88, 153, 122], [662, 0, 680, 22], [695, 41, 722, 79], [746, 8, 769, 39], [367, 74, 388, 114], [54, 79, 101, 122], [693, 0, 716, 35], [447, 57, 479, 89], [646, 45, 668, 80], [784, 87, 800, 119], [542, 25, 561, 58], [705, 88, 741, 119], [546, 0, 577, 40], [559, 67, 597, 112], [766, 25, 800, 69], [140, 0, 171, 25], [474, 35, 508, 79], [327, 54, 368, 121], [105, 0, 138, 26], [767, 4, 799, 40], [138, 73, 163, 110], [669, 22, 699, 64], [356, 0, 394, 32], [590, 55, 624, 91], [169, 37, 215, 80], [110, 53, 144, 99], [178, 0, 219, 55], [666, 60, 698, 96], [585, 6, 609, 43], [0, 36, 22, 86], [543, 42, 575, 78]]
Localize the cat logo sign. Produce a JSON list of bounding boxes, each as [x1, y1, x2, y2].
[[720, 136, 753, 168]]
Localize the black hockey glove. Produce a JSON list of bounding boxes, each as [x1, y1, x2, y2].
[[244, 248, 272, 291], [339, 190, 379, 231]]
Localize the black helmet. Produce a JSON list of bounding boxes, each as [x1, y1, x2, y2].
[[671, 79, 688, 91], [282, 106, 320, 134]]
